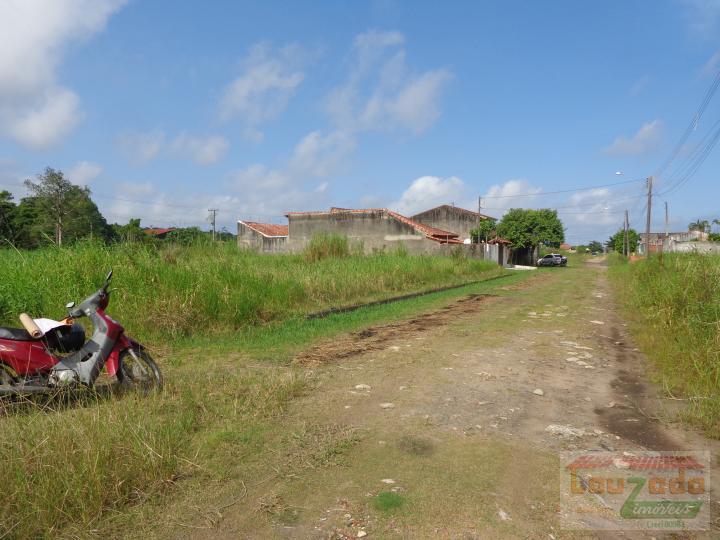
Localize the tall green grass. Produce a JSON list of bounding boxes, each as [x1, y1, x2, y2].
[[610, 253, 720, 436], [0, 366, 308, 538], [0, 241, 503, 536], [0, 241, 500, 342], [304, 233, 351, 261]]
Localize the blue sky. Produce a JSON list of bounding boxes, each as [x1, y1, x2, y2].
[[0, 0, 719, 243]]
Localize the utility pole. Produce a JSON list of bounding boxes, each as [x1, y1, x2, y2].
[[624, 209, 629, 257], [208, 209, 218, 242], [477, 196, 482, 243], [644, 176, 653, 256], [664, 201, 669, 238]]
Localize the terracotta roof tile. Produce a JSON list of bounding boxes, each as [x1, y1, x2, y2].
[[412, 204, 495, 221], [386, 210, 458, 239], [240, 221, 289, 237], [143, 227, 177, 236]]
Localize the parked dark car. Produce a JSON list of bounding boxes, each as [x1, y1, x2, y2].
[[537, 253, 567, 267]]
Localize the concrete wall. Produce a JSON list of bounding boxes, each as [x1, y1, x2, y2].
[[284, 211, 507, 259], [237, 222, 287, 253], [287, 211, 426, 252], [665, 241, 720, 254], [411, 206, 489, 242]]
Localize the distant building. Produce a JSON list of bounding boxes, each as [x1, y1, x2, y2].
[[638, 230, 708, 254], [559, 243, 573, 251], [236, 204, 515, 263], [237, 221, 288, 252], [411, 204, 495, 243], [143, 227, 177, 239], [285, 207, 462, 254]]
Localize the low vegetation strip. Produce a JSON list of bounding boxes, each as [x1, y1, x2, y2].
[[0, 241, 500, 342], [610, 253, 720, 437], [305, 275, 507, 319]]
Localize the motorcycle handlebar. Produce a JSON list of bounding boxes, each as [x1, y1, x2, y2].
[[68, 270, 113, 318]]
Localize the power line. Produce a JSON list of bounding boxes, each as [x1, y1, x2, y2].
[[480, 177, 645, 199], [658, 118, 720, 197], [653, 69, 720, 195], [655, 70, 720, 180]]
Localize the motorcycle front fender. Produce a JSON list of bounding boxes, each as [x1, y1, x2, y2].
[[106, 335, 136, 376]]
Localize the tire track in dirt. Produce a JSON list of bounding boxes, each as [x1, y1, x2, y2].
[[293, 294, 498, 364]]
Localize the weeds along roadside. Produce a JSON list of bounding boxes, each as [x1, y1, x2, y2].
[[609, 253, 720, 437]]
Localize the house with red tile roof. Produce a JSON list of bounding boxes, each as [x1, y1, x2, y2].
[[237, 220, 288, 252], [143, 227, 177, 239], [237, 205, 507, 263], [283, 207, 464, 254], [410, 204, 495, 243]]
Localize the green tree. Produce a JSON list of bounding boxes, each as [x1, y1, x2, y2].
[[688, 219, 710, 233], [0, 190, 16, 245], [470, 218, 497, 243], [166, 227, 207, 245], [588, 240, 603, 253], [607, 228, 640, 253], [12, 196, 45, 248], [495, 208, 564, 249], [111, 218, 146, 243], [24, 167, 110, 245]]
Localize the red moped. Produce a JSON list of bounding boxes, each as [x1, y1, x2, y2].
[[0, 270, 162, 396]]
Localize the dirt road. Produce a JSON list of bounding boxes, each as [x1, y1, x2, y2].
[[170, 260, 719, 539]]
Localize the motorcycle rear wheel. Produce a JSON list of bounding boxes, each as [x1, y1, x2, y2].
[[117, 347, 163, 393]]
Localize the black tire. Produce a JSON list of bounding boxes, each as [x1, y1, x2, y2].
[[117, 347, 163, 393]]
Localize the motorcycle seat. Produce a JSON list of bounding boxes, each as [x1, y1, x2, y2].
[[0, 327, 35, 341]]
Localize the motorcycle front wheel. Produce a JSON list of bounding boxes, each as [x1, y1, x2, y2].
[[117, 347, 163, 394]]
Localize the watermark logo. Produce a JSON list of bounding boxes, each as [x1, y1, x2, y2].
[[560, 451, 710, 530]]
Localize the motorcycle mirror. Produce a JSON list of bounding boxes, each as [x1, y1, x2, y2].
[[66, 301, 75, 309]]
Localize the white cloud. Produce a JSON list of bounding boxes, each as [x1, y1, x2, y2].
[[169, 133, 229, 165], [117, 130, 166, 163], [0, 0, 126, 148], [118, 130, 229, 165], [67, 161, 102, 185], [288, 130, 356, 178], [703, 51, 720, 75], [603, 120, 663, 156], [7, 88, 82, 149], [219, 43, 305, 139], [381, 70, 452, 135], [629, 75, 651, 97], [482, 179, 542, 215], [682, 0, 720, 38], [390, 176, 466, 215], [327, 30, 452, 136], [228, 164, 288, 191]]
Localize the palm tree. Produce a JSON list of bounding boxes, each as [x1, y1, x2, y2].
[[688, 219, 710, 233], [714, 219, 720, 233]]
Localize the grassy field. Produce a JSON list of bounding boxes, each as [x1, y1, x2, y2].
[[610, 253, 720, 437], [0, 241, 515, 538], [0, 241, 501, 342]]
